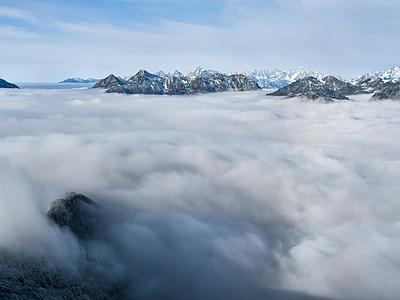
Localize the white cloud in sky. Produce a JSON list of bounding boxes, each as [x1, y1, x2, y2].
[[0, 89, 400, 299], [1, 1, 400, 81], [0, 6, 38, 23]]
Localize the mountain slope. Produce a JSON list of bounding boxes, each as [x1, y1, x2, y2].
[[0, 78, 19, 89], [371, 82, 400, 100], [92, 74, 125, 89], [267, 76, 361, 100]]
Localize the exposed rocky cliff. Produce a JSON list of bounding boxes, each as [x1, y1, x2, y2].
[[111, 70, 165, 94], [371, 82, 400, 100], [320, 75, 362, 95], [92, 74, 124, 89], [354, 78, 391, 93], [47, 192, 105, 240]]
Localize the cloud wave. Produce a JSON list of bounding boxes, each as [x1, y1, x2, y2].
[[1, 89, 400, 299]]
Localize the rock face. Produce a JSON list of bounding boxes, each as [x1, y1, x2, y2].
[[371, 82, 400, 100], [267, 76, 353, 100], [0, 78, 19, 89], [228, 74, 261, 91], [109, 70, 165, 94], [320, 75, 362, 95], [47, 192, 104, 240], [92, 74, 125, 89], [164, 75, 189, 95], [354, 78, 390, 93], [94, 69, 261, 95]]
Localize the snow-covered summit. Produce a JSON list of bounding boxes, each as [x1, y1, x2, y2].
[[186, 67, 219, 78], [350, 66, 400, 83], [244, 67, 326, 89]]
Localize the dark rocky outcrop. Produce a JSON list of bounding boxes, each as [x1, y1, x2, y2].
[[94, 70, 260, 95], [354, 78, 392, 94], [92, 74, 124, 89], [47, 192, 105, 240], [0, 78, 19, 89], [164, 75, 189, 95], [184, 74, 218, 94], [114, 70, 165, 95], [371, 82, 400, 100], [320, 75, 363, 95], [268, 76, 350, 100], [228, 74, 261, 91]]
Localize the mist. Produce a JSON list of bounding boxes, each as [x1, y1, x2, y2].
[[1, 88, 399, 299]]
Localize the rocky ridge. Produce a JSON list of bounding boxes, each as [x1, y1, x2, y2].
[[95, 69, 261, 95], [371, 82, 400, 100], [268, 74, 400, 100], [267, 76, 359, 100], [46, 192, 105, 240], [92, 74, 126, 90]]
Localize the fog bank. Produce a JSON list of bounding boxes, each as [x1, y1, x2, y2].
[[1, 89, 399, 299]]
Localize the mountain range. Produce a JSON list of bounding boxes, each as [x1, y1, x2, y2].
[[3, 66, 400, 97], [350, 66, 400, 83], [61, 65, 400, 89], [93, 69, 261, 95], [244, 67, 327, 89], [268, 75, 400, 100]]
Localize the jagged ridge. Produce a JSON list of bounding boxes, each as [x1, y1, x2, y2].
[[95, 69, 261, 95], [371, 82, 400, 100], [267, 76, 359, 100], [350, 66, 400, 83], [244, 67, 326, 89]]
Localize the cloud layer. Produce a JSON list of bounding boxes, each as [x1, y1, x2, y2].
[[1, 0, 400, 81], [1, 89, 400, 299]]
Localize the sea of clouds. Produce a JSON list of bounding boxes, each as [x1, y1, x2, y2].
[[0, 88, 400, 299]]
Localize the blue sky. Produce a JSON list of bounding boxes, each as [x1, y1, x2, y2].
[[1, 0, 400, 81]]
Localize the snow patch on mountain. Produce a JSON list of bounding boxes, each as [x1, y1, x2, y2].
[[350, 66, 400, 83], [244, 67, 326, 89]]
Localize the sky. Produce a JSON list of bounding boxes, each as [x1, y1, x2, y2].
[[1, 0, 400, 81], [1, 88, 400, 299]]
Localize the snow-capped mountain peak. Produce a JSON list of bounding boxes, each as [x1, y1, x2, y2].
[[244, 67, 326, 89], [350, 66, 400, 83], [186, 67, 219, 78]]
